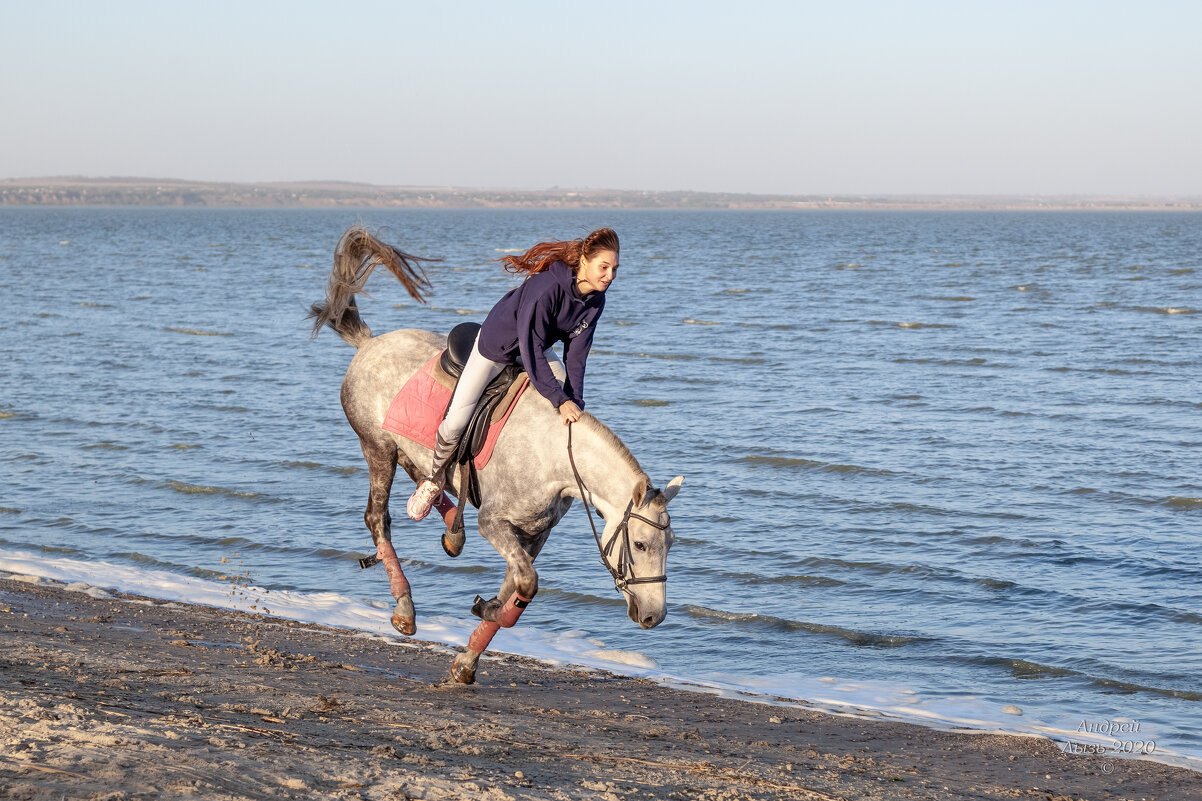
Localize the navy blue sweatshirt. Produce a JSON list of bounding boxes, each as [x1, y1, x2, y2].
[[478, 260, 605, 410]]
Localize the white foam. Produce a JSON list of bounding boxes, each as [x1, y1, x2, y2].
[[3, 548, 1199, 770], [586, 649, 658, 669], [0, 549, 662, 682], [64, 581, 113, 599]]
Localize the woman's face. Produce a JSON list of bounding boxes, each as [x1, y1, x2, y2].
[[576, 249, 619, 295]]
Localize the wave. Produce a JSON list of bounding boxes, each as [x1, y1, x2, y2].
[[163, 480, 277, 503], [681, 605, 927, 648], [421, 305, 488, 316], [893, 356, 1002, 368], [1132, 306, 1197, 315], [869, 320, 957, 329], [738, 454, 897, 478], [593, 348, 765, 365], [640, 375, 721, 386], [1163, 496, 1202, 511], [593, 348, 696, 361], [794, 555, 960, 580], [960, 655, 1202, 702], [1066, 487, 1202, 514], [163, 326, 234, 336], [721, 571, 846, 589], [275, 460, 363, 476], [0, 538, 82, 556], [1043, 365, 1156, 376], [1118, 357, 1195, 368], [709, 355, 766, 364], [852, 498, 1028, 520], [733, 321, 801, 331], [108, 551, 228, 581]]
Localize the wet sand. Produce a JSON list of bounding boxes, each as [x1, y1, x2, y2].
[[1, 575, 1197, 800]]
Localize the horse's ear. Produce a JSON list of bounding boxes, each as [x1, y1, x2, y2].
[[632, 475, 652, 507], [662, 475, 684, 504]]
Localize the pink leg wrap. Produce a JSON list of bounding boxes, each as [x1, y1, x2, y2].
[[375, 540, 411, 601], [465, 592, 532, 654], [496, 591, 532, 628], [467, 620, 500, 653], [436, 493, 456, 529]]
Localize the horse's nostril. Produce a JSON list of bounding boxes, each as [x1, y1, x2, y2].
[[641, 615, 656, 628]]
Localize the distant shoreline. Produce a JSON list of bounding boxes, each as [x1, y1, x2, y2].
[[3, 176, 1200, 211]]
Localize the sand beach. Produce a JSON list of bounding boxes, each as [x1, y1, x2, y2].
[[1, 575, 1197, 801]]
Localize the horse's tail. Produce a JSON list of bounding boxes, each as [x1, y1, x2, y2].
[[308, 225, 437, 348]]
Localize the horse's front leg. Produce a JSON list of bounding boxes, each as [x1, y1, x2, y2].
[[361, 439, 417, 636], [450, 515, 541, 684]]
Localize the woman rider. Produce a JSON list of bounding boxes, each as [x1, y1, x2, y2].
[[406, 227, 619, 520]]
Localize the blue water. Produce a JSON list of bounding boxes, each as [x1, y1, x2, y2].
[[2, 207, 1200, 760]]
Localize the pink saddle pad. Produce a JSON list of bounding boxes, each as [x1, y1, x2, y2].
[[382, 352, 528, 470]]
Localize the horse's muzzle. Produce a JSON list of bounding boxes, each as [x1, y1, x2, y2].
[[629, 598, 666, 629]]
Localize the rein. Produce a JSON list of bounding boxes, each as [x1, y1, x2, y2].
[[567, 422, 669, 592]]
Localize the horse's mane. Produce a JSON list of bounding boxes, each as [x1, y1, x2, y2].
[[579, 414, 647, 480]]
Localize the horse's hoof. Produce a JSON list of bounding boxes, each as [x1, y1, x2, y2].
[[449, 654, 477, 685], [391, 595, 416, 636], [442, 528, 465, 558]]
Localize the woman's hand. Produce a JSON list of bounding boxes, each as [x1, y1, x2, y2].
[[558, 400, 583, 426]]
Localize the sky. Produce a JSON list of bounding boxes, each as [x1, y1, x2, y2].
[[2, 0, 1199, 196]]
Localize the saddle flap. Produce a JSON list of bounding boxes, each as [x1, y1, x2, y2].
[[451, 365, 527, 473], [383, 353, 529, 476]]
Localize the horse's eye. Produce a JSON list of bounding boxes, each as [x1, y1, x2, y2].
[[633, 541, 647, 552]]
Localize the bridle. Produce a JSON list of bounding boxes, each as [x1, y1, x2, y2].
[[567, 423, 669, 593]]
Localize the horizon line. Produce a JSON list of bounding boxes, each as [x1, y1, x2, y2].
[[3, 176, 1200, 211], [3, 175, 1201, 201]]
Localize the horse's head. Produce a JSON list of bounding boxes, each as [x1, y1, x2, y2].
[[602, 475, 683, 630]]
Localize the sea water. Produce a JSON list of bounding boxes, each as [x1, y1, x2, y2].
[[2, 207, 1199, 766]]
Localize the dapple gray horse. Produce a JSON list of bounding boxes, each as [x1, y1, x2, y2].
[[310, 226, 682, 684]]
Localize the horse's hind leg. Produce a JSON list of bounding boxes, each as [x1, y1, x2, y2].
[[361, 438, 417, 636]]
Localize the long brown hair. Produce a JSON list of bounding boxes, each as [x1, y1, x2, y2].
[[498, 228, 619, 276]]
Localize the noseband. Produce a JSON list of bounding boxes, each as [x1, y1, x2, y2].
[[567, 423, 669, 592]]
